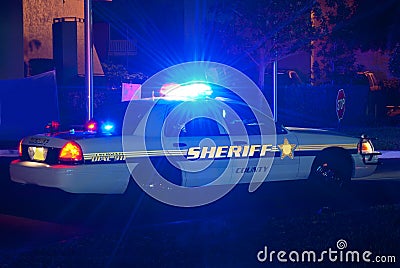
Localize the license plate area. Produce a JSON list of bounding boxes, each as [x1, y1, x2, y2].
[[28, 146, 48, 161]]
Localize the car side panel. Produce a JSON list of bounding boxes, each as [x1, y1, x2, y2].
[[291, 130, 377, 179], [10, 160, 132, 194]]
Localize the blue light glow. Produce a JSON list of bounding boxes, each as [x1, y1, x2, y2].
[[160, 82, 213, 99], [101, 122, 115, 133]]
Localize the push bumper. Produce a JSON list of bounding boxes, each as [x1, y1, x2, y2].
[[360, 151, 381, 165]]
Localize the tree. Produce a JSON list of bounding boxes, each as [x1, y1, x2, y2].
[[349, 0, 400, 81], [346, 0, 400, 52], [101, 62, 147, 90], [209, 0, 323, 90], [389, 43, 400, 78], [314, 0, 400, 84], [313, 0, 358, 84]]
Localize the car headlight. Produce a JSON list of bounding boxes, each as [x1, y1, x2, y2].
[[358, 139, 374, 154]]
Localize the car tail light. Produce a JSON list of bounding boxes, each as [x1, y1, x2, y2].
[[59, 141, 83, 163], [18, 140, 23, 157]]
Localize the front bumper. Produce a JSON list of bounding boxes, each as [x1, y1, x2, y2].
[[10, 160, 133, 194], [353, 153, 380, 178], [360, 151, 381, 165]]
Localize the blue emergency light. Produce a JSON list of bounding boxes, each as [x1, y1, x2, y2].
[[101, 122, 115, 133], [85, 119, 115, 134]]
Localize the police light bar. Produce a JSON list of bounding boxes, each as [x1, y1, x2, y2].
[[85, 119, 116, 134], [160, 82, 213, 99], [85, 120, 98, 132], [101, 122, 115, 134]]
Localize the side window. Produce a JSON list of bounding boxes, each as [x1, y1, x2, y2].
[[179, 117, 221, 137], [224, 103, 276, 136], [163, 101, 223, 137], [144, 103, 168, 137], [224, 104, 261, 135]]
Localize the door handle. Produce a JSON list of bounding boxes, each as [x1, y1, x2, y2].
[[233, 141, 247, 146], [173, 142, 187, 148]]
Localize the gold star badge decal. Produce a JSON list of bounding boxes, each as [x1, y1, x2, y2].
[[278, 138, 297, 159]]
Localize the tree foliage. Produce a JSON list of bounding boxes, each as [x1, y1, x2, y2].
[[313, 0, 357, 84], [101, 62, 147, 90], [209, 0, 323, 89], [351, 0, 400, 80], [210, 0, 400, 86], [317, 0, 400, 83], [389, 44, 400, 78], [347, 0, 400, 52]]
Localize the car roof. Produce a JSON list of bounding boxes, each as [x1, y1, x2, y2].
[[136, 96, 244, 105]]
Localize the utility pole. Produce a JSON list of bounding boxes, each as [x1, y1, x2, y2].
[[84, 0, 94, 121], [273, 59, 278, 122], [272, 33, 278, 123]]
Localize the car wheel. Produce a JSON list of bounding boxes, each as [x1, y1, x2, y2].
[[309, 149, 352, 189]]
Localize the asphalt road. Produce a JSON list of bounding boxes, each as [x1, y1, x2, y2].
[[0, 156, 399, 255]]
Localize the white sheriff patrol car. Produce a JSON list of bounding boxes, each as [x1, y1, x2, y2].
[[10, 83, 380, 195]]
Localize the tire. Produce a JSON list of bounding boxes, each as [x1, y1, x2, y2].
[[309, 149, 353, 189]]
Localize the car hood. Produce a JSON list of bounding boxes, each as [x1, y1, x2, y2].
[[285, 127, 357, 138], [285, 126, 360, 147]]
